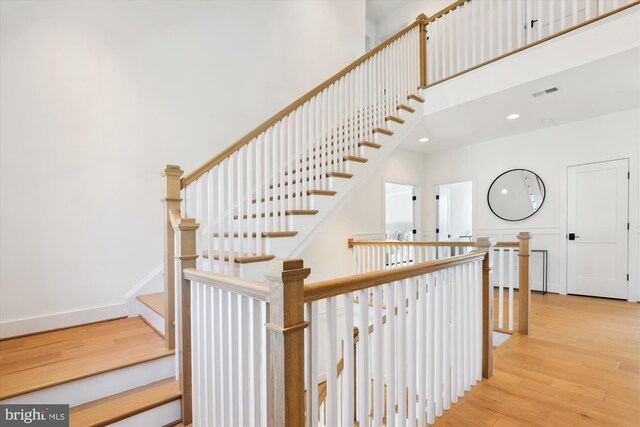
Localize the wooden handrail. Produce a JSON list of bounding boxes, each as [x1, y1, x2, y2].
[[347, 238, 518, 248], [183, 268, 269, 301], [425, 0, 469, 23], [181, 19, 423, 188], [304, 251, 485, 303]]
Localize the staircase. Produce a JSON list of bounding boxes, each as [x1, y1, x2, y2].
[[3, 1, 637, 425], [166, 41, 425, 282], [186, 93, 426, 281], [0, 315, 180, 426]]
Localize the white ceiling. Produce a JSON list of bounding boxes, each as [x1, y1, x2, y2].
[[401, 47, 640, 155], [366, 0, 413, 24]]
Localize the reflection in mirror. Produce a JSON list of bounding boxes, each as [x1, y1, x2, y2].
[[488, 169, 545, 221]]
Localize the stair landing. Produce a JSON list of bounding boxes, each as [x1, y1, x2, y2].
[[0, 316, 173, 400]]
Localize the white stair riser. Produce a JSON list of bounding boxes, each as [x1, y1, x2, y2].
[[107, 399, 181, 427], [358, 145, 382, 158], [0, 355, 175, 407], [197, 259, 273, 280], [244, 195, 325, 215], [210, 238, 291, 256], [137, 300, 165, 337]]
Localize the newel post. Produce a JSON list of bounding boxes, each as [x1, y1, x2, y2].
[[161, 165, 183, 350], [264, 259, 310, 427], [175, 216, 199, 427], [417, 13, 428, 88], [518, 232, 532, 335], [477, 237, 495, 379]]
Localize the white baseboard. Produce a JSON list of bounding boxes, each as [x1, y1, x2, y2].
[[0, 303, 128, 339]]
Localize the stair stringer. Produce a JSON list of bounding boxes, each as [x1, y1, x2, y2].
[[233, 94, 426, 280]]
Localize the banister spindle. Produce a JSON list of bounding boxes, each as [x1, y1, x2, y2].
[[518, 232, 532, 335], [161, 164, 183, 350], [265, 259, 310, 427], [477, 237, 495, 378]]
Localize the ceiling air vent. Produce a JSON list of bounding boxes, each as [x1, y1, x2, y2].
[[532, 87, 559, 97]]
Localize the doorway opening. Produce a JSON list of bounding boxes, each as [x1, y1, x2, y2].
[[436, 181, 473, 242], [384, 182, 417, 242]]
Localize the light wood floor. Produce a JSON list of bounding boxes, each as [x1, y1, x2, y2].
[[0, 316, 173, 400], [493, 288, 521, 333], [436, 293, 640, 426]]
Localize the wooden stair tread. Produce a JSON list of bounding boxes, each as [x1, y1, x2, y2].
[[0, 317, 173, 400], [397, 104, 415, 113], [372, 127, 393, 136], [408, 93, 425, 103], [212, 231, 298, 238], [343, 155, 368, 163], [359, 141, 381, 149], [202, 251, 276, 264], [234, 210, 318, 219], [69, 378, 181, 427], [256, 189, 337, 200], [327, 171, 353, 179], [307, 189, 337, 196], [269, 172, 353, 189], [137, 292, 165, 318], [302, 154, 372, 164], [385, 115, 405, 124]]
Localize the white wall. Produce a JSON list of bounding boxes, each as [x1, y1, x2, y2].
[[370, 0, 452, 44], [0, 0, 365, 335], [299, 148, 426, 283], [422, 108, 640, 300]]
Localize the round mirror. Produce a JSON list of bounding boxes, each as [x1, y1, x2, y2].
[[488, 169, 546, 221]]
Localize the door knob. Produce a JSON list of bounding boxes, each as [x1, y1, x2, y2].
[[568, 233, 580, 240]]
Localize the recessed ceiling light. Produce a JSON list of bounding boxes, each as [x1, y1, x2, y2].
[[501, 188, 508, 194], [419, 137, 430, 143], [540, 118, 554, 124], [507, 114, 520, 120]]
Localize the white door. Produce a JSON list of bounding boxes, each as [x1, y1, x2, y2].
[[567, 159, 629, 299]]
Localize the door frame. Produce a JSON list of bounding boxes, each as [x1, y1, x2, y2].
[[434, 180, 474, 242], [563, 157, 630, 299]]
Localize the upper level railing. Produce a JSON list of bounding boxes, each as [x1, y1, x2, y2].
[[424, 0, 639, 87]]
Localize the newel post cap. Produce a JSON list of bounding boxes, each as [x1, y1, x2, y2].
[[416, 13, 428, 21], [264, 259, 311, 282], [476, 237, 496, 248], [162, 164, 183, 177], [176, 217, 200, 231], [518, 232, 532, 240]]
